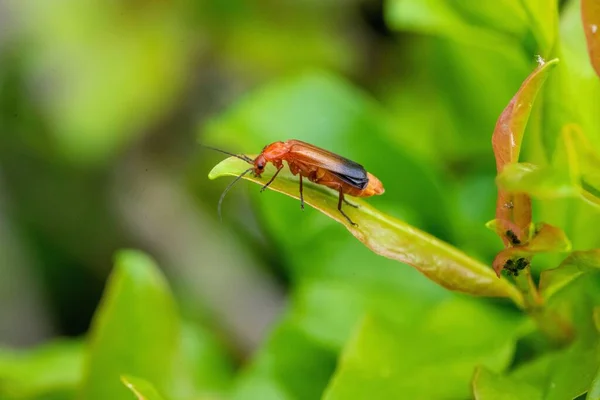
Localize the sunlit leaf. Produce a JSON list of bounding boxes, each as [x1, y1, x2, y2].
[[496, 280, 600, 400], [230, 276, 447, 400], [582, 0, 600, 78], [492, 223, 571, 277], [0, 340, 83, 399], [492, 58, 558, 233], [472, 366, 542, 400], [385, 0, 557, 55], [121, 376, 166, 400], [539, 250, 600, 301], [203, 71, 455, 241], [324, 298, 528, 399], [496, 163, 576, 198], [518, 0, 558, 53], [496, 126, 600, 214], [541, 279, 600, 400], [563, 124, 600, 209], [79, 250, 179, 400], [385, 0, 529, 50], [209, 157, 523, 305], [541, 0, 600, 158], [588, 343, 600, 399]]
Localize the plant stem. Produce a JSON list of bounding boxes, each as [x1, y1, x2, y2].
[[515, 267, 573, 346], [514, 267, 542, 310]]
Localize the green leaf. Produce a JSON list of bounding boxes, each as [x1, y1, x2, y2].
[[588, 348, 600, 399], [582, 0, 600, 78], [472, 366, 542, 400], [121, 376, 166, 400], [539, 250, 600, 301], [385, 0, 557, 54], [507, 124, 600, 210], [540, 279, 600, 400], [384, 0, 529, 50], [79, 250, 179, 400], [496, 162, 576, 198], [202, 71, 454, 240], [209, 157, 523, 305], [230, 275, 447, 400], [0, 340, 83, 399], [563, 124, 600, 209], [231, 320, 337, 400], [491, 223, 571, 277], [324, 297, 528, 400], [541, 0, 600, 158], [518, 0, 558, 54], [288, 280, 445, 351], [495, 279, 600, 399]]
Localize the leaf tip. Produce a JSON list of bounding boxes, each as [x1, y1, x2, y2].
[[535, 56, 559, 68], [120, 375, 133, 387]]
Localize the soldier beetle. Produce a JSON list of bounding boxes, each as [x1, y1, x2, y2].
[[205, 139, 385, 226]]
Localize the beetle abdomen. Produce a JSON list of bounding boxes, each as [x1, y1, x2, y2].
[[331, 171, 369, 190]]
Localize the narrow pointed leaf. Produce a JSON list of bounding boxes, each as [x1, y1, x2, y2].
[[582, 0, 600, 78], [492, 58, 559, 172], [121, 376, 166, 400], [209, 157, 523, 305], [539, 250, 600, 301], [492, 58, 559, 240], [492, 223, 571, 277], [79, 250, 179, 400]]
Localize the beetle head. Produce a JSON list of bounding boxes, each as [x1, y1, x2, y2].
[[254, 154, 267, 177]]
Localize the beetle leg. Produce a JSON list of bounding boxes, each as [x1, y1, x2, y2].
[[299, 175, 304, 210], [343, 198, 359, 208], [337, 189, 357, 226], [260, 165, 283, 192]]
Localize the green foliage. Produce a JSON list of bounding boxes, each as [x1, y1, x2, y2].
[[0, 251, 233, 400], [324, 298, 528, 399], [209, 157, 522, 303], [122, 376, 167, 400], [2, 0, 600, 399], [0, 340, 82, 399], [79, 250, 180, 400], [472, 367, 543, 400]]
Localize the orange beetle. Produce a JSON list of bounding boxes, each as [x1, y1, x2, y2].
[[207, 139, 385, 226]]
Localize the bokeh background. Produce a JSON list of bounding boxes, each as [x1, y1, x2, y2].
[[1, 0, 599, 398]]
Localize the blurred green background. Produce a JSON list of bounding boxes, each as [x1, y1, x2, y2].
[[1, 0, 600, 399]]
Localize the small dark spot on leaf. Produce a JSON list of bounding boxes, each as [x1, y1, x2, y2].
[[515, 257, 529, 270], [503, 259, 517, 275], [503, 257, 529, 276], [506, 230, 521, 245]]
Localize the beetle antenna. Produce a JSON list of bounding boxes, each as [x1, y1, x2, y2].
[[201, 144, 254, 164], [218, 167, 254, 221]]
